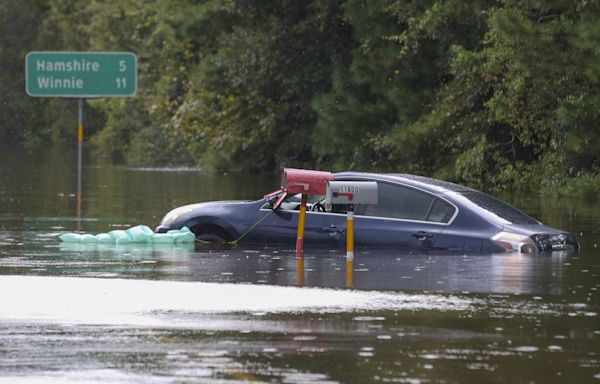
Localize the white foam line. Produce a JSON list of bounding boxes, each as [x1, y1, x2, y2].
[[0, 276, 472, 326]]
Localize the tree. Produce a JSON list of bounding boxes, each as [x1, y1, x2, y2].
[[312, 0, 494, 172], [0, 0, 48, 144], [409, 0, 600, 190], [170, 0, 350, 171]]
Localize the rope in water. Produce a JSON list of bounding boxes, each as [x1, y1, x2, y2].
[[195, 208, 276, 246]]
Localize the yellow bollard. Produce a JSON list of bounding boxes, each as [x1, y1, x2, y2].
[[297, 257, 305, 287], [347, 205, 354, 261], [345, 205, 354, 288], [296, 194, 308, 258], [346, 259, 353, 288]]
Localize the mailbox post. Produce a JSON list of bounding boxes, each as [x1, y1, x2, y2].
[[326, 181, 378, 288], [281, 168, 334, 258], [325, 181, 378, 262]]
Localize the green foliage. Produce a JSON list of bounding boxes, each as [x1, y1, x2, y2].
[[372, 0, 600, 191], [3, 0, 600, 192], [312, 0, 494, 172], [0, 0, 48, 144], [559, 173, 600, 199], [167, 0, 349, 171]]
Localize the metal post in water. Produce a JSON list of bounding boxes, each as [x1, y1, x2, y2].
[[346, 259, 353, 288], [295, 194, 308, 258], [297, 257, 305, 287], [346, 204, 354, 288], [346, 205, 354, 261], [76, 98, 83, 222]]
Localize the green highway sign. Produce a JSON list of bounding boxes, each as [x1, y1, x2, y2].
[[26, 51, 137, 97]]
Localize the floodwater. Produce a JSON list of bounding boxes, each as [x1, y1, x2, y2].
[[1, 145, 599, 383]]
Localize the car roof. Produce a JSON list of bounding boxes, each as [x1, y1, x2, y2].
[[333, 172, 475, 195]]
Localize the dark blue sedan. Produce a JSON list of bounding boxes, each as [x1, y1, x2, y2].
[[155, 172, 579, 254]]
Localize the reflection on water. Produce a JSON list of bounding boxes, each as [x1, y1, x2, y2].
[[0, 274, 598, 383], [1, 145, 600, 383], [0, 275, 476, 325], [5, 227, 589, 296]]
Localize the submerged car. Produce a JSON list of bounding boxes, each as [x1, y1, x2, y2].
[[155, 172, 579, 254]]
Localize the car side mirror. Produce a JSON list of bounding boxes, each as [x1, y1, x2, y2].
[[264, 189, 287, 210]]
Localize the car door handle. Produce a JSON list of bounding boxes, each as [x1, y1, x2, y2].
[[412, 231, 433, 241], [323, 226, 344, 234]]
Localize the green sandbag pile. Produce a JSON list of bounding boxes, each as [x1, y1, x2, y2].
[[58, 225, 196, 244]]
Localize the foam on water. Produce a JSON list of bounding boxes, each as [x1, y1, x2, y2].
[[0, 369, 177, 384], [0, 275, 471, 326]]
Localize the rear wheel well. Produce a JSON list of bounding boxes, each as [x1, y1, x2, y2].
[[190, 223, 233, 242]]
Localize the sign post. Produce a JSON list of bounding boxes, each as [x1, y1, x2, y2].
[[77, 98, 83, 217], [26, 51, 137, 222]]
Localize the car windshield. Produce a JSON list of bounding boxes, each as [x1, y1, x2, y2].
[[459, 191, 540, 225]]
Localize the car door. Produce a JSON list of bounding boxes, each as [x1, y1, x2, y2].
[[351, 181, 450, 250], [248, 194, 342, 246]]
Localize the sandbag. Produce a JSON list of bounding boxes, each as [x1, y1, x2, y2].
[[80, 234, 98, 243], [166, 226, 196, 243], [108, 230, 132, 244], [126, 225, 154, 242], [59, 233, 82, 242], [177, 232, 196, 243], [95, 233, 114, 243], [58, 225, 196, 246], [152, 233, 175, 243]]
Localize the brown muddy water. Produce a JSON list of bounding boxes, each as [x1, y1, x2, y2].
[[0, 146, 599, 383]]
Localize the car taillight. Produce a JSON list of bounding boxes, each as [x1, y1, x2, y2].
[[531, 233, 578, 252], [491, 231, 538, 254]]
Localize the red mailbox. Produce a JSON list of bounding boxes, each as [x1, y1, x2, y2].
[[282, 168, 334, 195]]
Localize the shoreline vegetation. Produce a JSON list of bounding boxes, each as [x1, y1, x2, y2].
[[2, 0, 599, 196]]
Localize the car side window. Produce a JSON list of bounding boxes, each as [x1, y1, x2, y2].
[[279, 194, 303, 211], [279, 193, 326, 212], [362, 182, 434, 221], [426, 198, 455, 223]]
